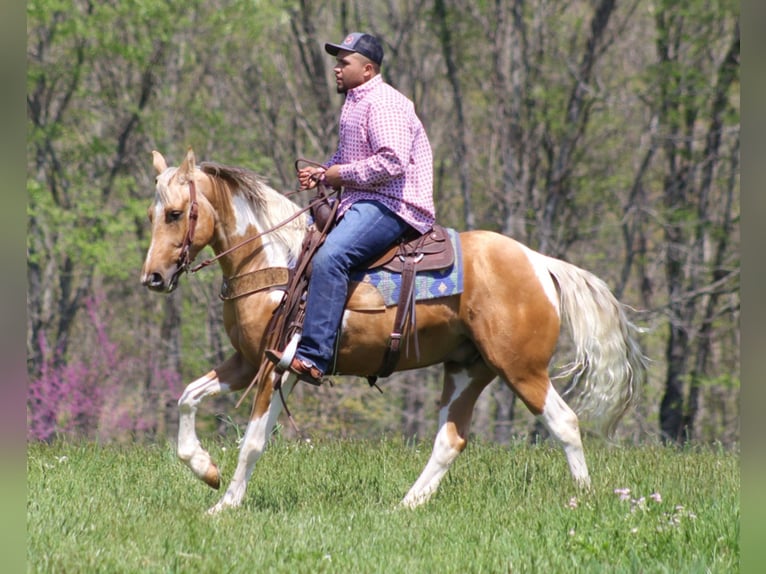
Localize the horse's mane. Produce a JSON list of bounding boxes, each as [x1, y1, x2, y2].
[[199, 161, 306, 260]]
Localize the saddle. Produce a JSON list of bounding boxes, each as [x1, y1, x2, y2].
[[365, 225, 454, 273], [361, 225, 455, 384]]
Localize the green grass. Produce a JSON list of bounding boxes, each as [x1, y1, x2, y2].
[[27, 437, 738, 573]]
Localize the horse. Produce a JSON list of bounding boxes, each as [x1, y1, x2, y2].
[[141, 148, 646, 514]]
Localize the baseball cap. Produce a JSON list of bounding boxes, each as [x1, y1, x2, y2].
[[325, 32, 384, 66]]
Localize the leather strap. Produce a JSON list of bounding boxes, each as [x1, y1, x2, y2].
[[220, 267, 290, 300], [177, 178, 199, 272], [373, 253, 419, 381]]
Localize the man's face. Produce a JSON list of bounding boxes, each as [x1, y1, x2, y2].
[[332, 50, 373, 93]]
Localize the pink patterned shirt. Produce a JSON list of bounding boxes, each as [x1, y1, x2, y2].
[[327, 74, 435, 234]]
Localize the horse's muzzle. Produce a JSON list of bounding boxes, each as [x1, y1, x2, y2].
[[142, 271, 165, 291], [142, 271, 178, 293]]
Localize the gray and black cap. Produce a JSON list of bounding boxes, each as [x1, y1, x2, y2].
[[325, 32, 384, 66]]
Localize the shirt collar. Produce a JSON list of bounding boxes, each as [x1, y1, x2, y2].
[[346, 74, 383, 102]]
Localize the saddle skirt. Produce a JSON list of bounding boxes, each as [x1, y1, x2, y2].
[[366, 225, 455, 273]]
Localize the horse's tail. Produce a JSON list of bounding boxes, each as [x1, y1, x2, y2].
[[536, 252, 647, 438]]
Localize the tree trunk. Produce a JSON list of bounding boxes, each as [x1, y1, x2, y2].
[[492, 383, 516, 444], [434, 0, 474, 230], [539, 0, 616, 256], [657, 15, 739, 444]]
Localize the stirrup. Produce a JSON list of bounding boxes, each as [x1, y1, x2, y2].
[[275, 333, 301, 371]]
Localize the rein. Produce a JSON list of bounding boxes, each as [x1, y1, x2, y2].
[[188, 198, 314, 274], [182, 160, 339, 275]]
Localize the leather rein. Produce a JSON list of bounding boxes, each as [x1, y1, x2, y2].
[[175, 160, 337, 277]]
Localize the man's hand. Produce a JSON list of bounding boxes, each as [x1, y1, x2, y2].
[[298, 165, 342, 190], [298, 166, 325, 190]]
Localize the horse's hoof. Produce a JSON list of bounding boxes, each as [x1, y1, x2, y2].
[[400, 496, 425, 510], [207, 497, 237, 515], [202, 464, 221, 490]]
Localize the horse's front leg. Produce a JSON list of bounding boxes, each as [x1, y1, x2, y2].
[[208, 373, 296, 514], [177, 352, 256, 489]]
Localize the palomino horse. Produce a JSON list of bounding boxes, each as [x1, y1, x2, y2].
[[141, 148, 645, 514]]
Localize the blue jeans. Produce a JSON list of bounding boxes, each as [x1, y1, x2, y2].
[[297, 200, 412, 373]]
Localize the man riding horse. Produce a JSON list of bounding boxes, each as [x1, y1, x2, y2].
[[266, 32, 436, 385]]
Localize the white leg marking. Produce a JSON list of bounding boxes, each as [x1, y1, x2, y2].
[[401, 371, 471, 509], [538, 385, 591, 488], [208, 376, 296, 514], [177, 373, 230, 484]]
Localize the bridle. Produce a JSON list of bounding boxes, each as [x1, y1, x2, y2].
[[175, 178, 199, 274]]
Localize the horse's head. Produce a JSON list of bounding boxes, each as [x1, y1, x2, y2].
[[141, 148, 216, 293]]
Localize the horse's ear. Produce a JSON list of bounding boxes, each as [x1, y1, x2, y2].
[[179, 147, 196, 180], [152, 150, 168, 174]]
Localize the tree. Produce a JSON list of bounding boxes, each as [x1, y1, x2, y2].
[[650, 3, 739, 443]]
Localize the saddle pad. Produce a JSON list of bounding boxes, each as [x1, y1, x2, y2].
[[349, 227, 463, 307]]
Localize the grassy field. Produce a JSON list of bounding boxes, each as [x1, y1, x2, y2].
[[27, 436, 738, 573]]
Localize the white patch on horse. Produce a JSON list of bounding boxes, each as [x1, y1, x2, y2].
[[209, 376, 295, 514], [155, 167, 178, 204], [144, 197, 165, 272], [401, 369, 471, 508], [443, 370, 472, 419], [177, 374, 230, 484], [539, 384, 591, 487], [267, 290, 284, 306], [521, 244, 560, 312], [231, 194, 262, 237], [231, 194, 287, 267]]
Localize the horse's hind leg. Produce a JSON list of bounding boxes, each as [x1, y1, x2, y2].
[[177, 351, 256, 489], [536, 382, 591, 488], [501, 370, 590, 488], [471, 276, 591, 488], [401, 360, 495, 509]]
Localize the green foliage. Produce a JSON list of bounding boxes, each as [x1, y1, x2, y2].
[[27, 175, 146, 279], [27, 439, 739, 572], [695, 373, 739, 391]]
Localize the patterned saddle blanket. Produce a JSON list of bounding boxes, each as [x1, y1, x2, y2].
[[347, 227, 464, 310]]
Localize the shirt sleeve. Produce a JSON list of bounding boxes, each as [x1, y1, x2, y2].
[[324, 147, 341, 170]]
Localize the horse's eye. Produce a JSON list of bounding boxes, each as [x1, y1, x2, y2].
[[166, 210, 184, 223]]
